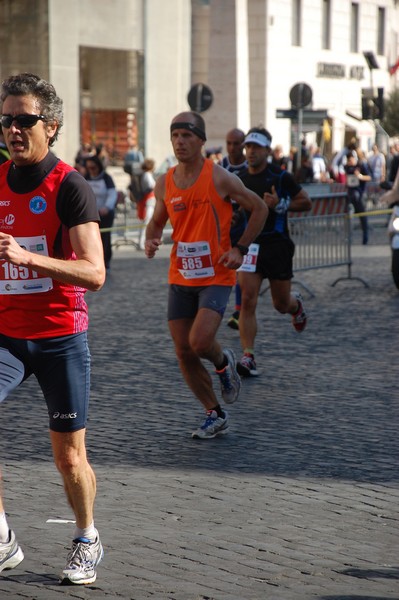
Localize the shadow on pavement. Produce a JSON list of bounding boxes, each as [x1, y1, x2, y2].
[[320, 597, 396, 600], [339, 566, 399, 580]]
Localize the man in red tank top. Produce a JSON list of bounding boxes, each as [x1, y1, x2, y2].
[[0, 74, 105, 585], [145, 111, 268, 439]]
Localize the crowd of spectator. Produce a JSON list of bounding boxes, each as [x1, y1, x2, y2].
[[205, 136, 399, 188]]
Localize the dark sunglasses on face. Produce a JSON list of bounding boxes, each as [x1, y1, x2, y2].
[[0, 114, 46, 129]]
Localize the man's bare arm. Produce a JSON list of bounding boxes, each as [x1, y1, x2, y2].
[[286, 189, 312, 212], [145, 175, 169, 258], [263, 186, 312, 213], [0, 221, 106, 291]]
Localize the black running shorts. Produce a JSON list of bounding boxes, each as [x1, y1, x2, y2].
[[0, 332, 91, 432], [255, 236, 295, 281]]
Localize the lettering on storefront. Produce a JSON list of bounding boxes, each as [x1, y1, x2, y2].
[[349, 65, 364, 80], [317, 63, 345, 78], [317, 63, 364, 80]]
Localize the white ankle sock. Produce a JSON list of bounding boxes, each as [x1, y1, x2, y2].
[[0, 512, 10, 543], [73, 522, 96, 542]]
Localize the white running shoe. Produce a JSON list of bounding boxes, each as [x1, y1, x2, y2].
[[0, 530, 24, 573], [60, 533, 103, 585], [192, 410, 229, 439]]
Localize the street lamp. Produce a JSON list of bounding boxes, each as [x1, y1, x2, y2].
[[361, 51, 384, 121], [363, 51, 379, 88]]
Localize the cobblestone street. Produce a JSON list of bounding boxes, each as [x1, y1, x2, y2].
[[0, 240, 398, 599]]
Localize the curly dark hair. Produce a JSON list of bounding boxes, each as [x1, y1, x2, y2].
[[1, 73, 63, 146]]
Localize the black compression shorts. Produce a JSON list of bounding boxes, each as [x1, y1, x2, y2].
[[254, 236, 295, 280], [0, 331, 91, 432]]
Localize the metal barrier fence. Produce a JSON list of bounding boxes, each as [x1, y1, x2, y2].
[[301, 181, 387, 210], [364, 181, 387, 209], [111, 192, 140, 249], [110, 192, 174, 249], [301, 182, 346, 196], [286, 192, 369, 296]]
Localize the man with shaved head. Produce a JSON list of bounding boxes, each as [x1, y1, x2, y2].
[[222, 128, 247, 175], [145, 111, 267, 439], [221, 128, 248, 330]]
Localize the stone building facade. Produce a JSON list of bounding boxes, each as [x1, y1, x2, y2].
[[0, 0, 398, 165]]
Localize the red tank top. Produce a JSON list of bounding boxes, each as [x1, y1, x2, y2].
[[0, 161, 89, 338], [165, 159, 235, 286]]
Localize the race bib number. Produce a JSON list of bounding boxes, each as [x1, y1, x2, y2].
[[238, 243, 259, 273], [176, 240, 215, 279], [0, 235, 53, 294], [346, 174, 359, 188]]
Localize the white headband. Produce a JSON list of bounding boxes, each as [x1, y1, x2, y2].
[[244, 132, 271, 147]]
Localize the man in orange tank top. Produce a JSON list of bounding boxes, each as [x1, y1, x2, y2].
[[145, 111, 267, 439]]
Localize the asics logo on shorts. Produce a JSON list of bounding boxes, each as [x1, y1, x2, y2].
[[52, 412, 77, 419]]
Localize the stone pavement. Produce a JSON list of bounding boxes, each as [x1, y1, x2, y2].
[[0, 237, 398, 600]]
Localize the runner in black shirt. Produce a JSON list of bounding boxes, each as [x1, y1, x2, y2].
[[236, 127, 311, 377]]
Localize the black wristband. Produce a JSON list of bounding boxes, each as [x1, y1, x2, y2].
[[234, 243, 249, 256]]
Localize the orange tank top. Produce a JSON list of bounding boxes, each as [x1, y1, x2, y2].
[[165, 159, 235, 286]]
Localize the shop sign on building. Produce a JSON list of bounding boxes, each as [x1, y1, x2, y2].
[[317, 63, 364, 80], [317, 63, 346, 78]]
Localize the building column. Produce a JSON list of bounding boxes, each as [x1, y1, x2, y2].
[[206, 0, 250, 148]]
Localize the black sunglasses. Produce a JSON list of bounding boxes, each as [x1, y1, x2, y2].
[[0, 114, 46, 129]]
